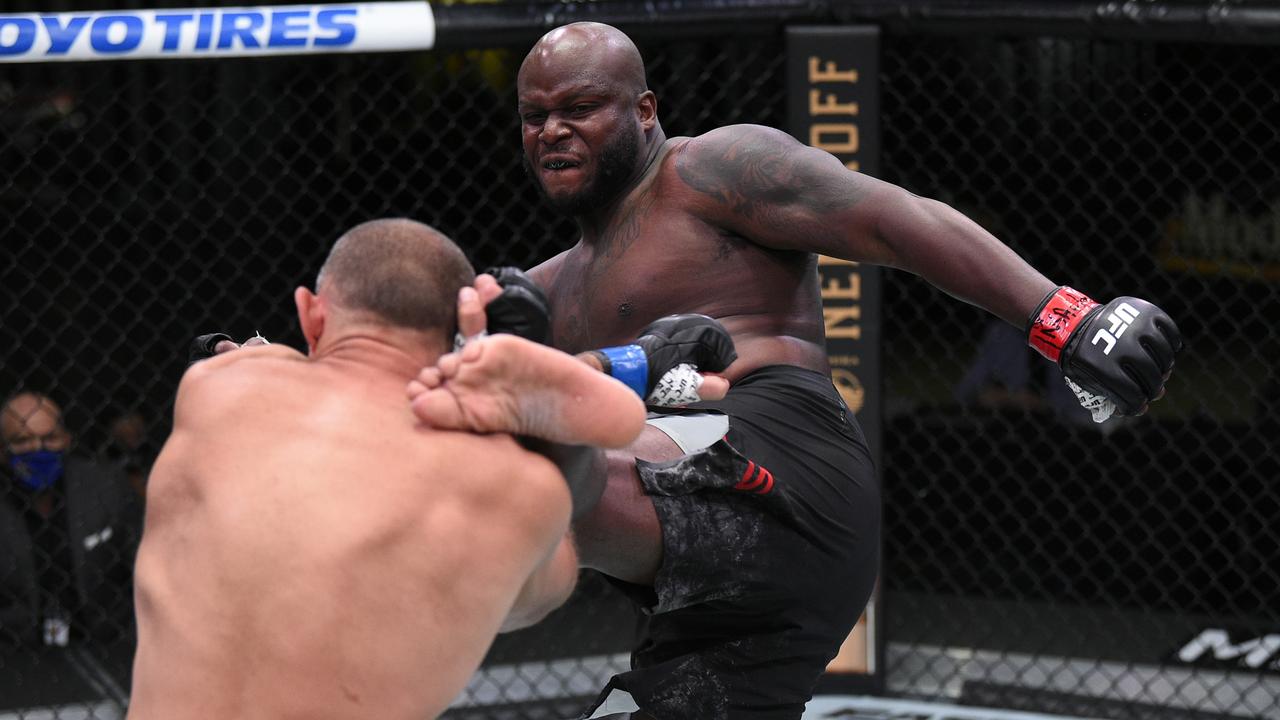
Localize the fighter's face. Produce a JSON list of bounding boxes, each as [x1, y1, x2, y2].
[[518, 70, 645, 216]]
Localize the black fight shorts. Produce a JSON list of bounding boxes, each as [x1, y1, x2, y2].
[[581, 364, 880, 720]]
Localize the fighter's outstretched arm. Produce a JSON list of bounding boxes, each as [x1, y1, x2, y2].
[[675, 124, 1051, 326], [675, 124, 1182, 418]]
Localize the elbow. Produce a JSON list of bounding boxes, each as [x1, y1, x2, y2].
[[499, 604, 552, 634], [499, 537, 578, 633], [499, 575, 575, 633]]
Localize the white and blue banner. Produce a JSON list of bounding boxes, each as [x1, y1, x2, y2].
[[0, 1, 434, 63]]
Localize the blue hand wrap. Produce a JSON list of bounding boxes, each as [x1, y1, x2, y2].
[[598, 345, 649, 398]]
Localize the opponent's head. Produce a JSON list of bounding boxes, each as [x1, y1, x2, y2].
[[295, 218, 475, 354], [518, 22, 658, 216], [2, 392, 70, 492]]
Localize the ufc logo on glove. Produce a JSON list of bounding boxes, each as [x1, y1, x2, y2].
[[1091, 302, 1140, 356], [1027, 287, 1182, 421]]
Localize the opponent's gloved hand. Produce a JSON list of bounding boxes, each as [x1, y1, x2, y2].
[[482, 266, 551, 345], [188, 333, 235, 366], [588, 314, 738, 406], [1027, 286, 1182, 421], [187, 332, 269, 366]]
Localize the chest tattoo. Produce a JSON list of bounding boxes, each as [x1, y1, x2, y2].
[[596, 190, 659, 273]]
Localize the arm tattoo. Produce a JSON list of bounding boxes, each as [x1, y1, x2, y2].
[[675, 131, 864, 221]]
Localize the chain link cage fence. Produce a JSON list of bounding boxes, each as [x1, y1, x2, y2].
[[1, 1, 1277, 718]]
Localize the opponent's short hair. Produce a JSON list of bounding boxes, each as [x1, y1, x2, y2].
[[315, 218, 475, 337]]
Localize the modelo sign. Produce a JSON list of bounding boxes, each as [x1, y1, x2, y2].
[[1173, 628, 1280, 673]]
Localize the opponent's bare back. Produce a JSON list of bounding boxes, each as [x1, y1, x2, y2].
[[129, 345, 570, 720], [127, 219, 603, 720]]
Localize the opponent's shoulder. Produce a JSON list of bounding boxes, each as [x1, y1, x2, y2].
[[435, 433, 570, 521], [180, 343, 303, 392], [176, 344, 306, 421]]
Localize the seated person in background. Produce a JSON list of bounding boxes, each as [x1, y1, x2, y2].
[[99, 410, 157, 501], [127, 218, 649, 720], [1, 391, 137, 649], [954, 319, 1095, 426]]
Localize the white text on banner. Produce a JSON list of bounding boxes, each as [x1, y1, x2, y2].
[[0, 2, 434, 63]]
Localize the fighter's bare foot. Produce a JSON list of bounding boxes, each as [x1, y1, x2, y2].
[[408, 335, 646, 448]]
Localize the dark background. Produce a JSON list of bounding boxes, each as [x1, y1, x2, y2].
[[1, 1, 1277, 717]]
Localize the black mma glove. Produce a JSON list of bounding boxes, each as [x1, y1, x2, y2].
[[587, 313, 737, 406], [1027, 286, 1183, 419], [186, 332, 270, 367], [187, 332, 234, 366], [482, 266, 551, 345]]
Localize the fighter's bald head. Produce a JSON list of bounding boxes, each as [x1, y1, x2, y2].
[[519, 22, 648, 96]]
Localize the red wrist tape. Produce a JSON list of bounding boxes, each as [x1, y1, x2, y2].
[[1027, 286, 1100, 362]]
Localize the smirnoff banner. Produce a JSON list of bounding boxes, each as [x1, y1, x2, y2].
[[0, 2, 434, 62], [787, 25, 884, 692]]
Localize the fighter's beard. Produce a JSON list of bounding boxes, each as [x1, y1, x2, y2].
[[524, 129, 641, 217]]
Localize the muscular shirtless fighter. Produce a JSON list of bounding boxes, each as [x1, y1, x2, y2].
[[414, 22, 1183, 720]]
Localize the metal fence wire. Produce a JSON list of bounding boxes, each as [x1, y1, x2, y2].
[[1, 4, 1278, 719]]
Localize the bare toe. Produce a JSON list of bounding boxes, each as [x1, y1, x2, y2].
[[413, 366, 444, 390], [460, 340, 484, 363], [410, 388, 465, 429], [437, 352, 463, 379]]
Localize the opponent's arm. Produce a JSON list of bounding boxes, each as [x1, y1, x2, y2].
[[676, 124, 1181, 417], [499, 532, 578, 633]]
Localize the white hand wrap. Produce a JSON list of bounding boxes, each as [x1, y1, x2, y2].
[[1065, 377, 1116, 424], [646, 363, 704, 407], [452, 329, 488, 352]]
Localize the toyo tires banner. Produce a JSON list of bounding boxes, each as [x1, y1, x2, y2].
[[0, 1, 434, 62]]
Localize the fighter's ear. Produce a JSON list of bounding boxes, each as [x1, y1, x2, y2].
[[294, 286, 325, 354], [637, 90, 657, 131]]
